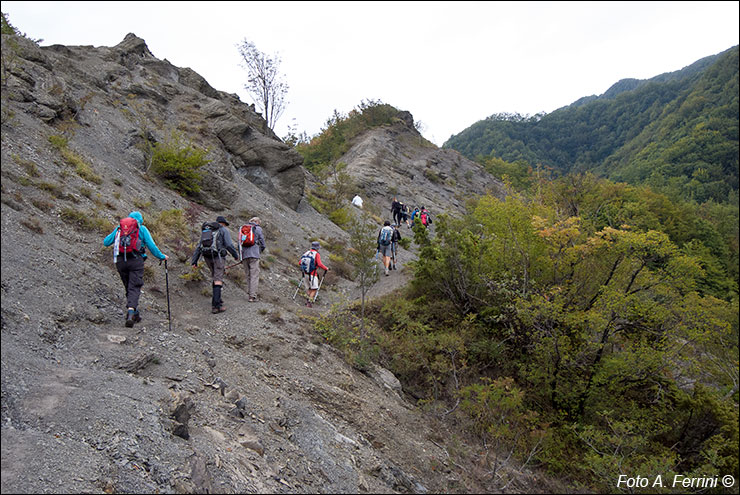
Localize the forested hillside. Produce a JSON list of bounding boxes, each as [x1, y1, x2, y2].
[[294, 102, 739, 492], [288, 50, 740, 492], [444, 46, 739, 205]]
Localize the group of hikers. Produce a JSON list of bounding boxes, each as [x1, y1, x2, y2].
[[103, 211, 329, 327], [104, 199, 431, 327], [378, 198, 433, 276], [390, 197, 433, 230]]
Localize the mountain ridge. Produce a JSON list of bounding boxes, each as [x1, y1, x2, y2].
[[443, 45, 739, 204]]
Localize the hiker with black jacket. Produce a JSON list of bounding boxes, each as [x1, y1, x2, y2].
[[191, 215, 239, 313], [391, 197, 403, 227], [103, 211, 168, 327]]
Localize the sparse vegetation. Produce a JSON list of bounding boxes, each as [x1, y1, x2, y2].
[[48, 134, 103, 184], [59, 207, 113, 233], [12, 154, 40, 177]]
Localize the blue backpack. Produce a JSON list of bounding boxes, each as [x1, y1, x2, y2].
[[300, 250, 317, 274], [379, 226, 393, 246]]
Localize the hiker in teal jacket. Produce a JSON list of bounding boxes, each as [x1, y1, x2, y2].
[[103, 211, 168, 327]]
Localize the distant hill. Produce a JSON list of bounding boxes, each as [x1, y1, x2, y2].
[[444, 46, 739, 204]]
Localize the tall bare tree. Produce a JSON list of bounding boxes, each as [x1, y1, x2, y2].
[[237, 39, 288, 131]]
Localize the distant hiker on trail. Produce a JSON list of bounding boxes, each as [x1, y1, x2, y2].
[[410, 206, 420, 228], [352, 194, 364, 209], [419, 206, 433, 228], [401, 203, 411, 229], [377, 220, 394, 276], [391, 197, 403, 227], [103, 211, 168, 328], [237, 217, 266, 302], [299, 241, 329, 308], [391, 223, 402, 270], [191, 215, 239, 314]]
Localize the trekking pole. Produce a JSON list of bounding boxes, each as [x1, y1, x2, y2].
[[312, 269, 327, 303], [225, 259, 243, 270], [161, 259, 172, 332], [292, 273, 304, 301]]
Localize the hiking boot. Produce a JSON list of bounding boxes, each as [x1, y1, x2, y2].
[[212, 306, 219, 314], [216, 306, 226, 313], [305, 300, 313, 308], [125, 309, 136, 327], [132, 310, 141, 323], [249, 296, 257, 302]]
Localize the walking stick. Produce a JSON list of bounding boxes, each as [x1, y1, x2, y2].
[[162, 259, 172, 332], [292, 273, 305, 301], [225, 259, 243, 270], [312, 269, 327, 303]]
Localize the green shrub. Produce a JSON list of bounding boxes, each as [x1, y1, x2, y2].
[[328, 206, 353, 229], [150, 131, 209, 196], [314, 305, 378, 371]]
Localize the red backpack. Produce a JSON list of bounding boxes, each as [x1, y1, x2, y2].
[[116, 217, 142, 260], [239, 224, 255, 247]]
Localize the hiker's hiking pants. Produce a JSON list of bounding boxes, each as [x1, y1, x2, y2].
[[242, 257, 260, 299], [116, 255, 144, 309], [203, 255, 225, 283]]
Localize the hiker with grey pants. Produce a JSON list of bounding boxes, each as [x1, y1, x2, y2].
[[240, 217, 266, 302]]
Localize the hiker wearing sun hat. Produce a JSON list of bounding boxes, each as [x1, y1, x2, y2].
[[191, 215, 239, 313]]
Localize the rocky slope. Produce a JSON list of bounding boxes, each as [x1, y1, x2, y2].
[[1, 32, 555, 494], [331, 110, 505, 216]]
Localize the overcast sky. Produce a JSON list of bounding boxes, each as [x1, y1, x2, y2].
[[3, 1, 739, 145]]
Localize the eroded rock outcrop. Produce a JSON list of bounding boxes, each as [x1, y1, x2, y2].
[[2, 32, 305, 209]]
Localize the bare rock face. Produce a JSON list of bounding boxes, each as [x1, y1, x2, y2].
[[2, 32, 305, 210], [214, 117, 305, 210]]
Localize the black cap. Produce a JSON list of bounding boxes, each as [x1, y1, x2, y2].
[[216, 215, 229, 226]]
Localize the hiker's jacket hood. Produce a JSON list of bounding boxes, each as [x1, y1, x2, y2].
[[129, 211, 144, 224], [102, 211, 166, 260]]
